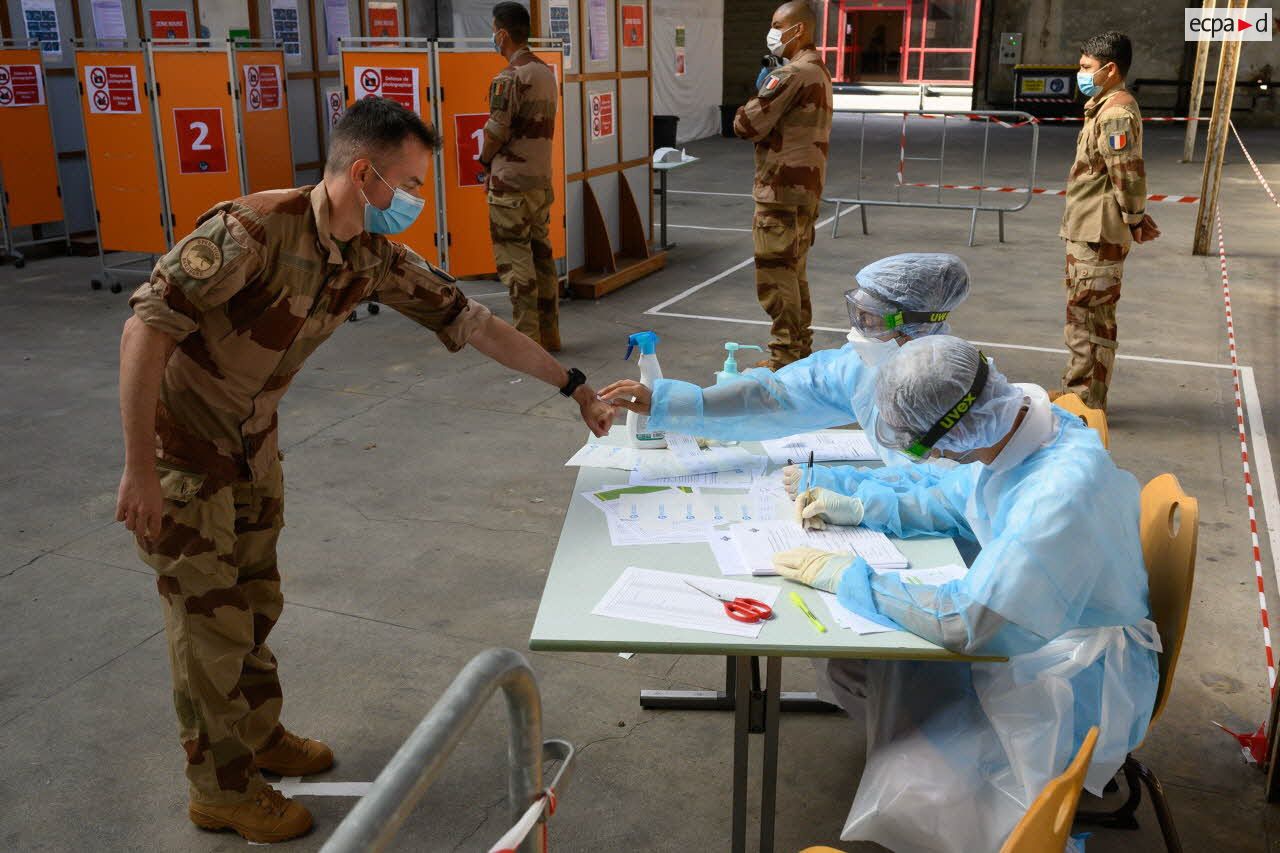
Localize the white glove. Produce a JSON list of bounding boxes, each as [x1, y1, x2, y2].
[[795, 487, 865, 530], [782, 465, 804, 497], [772, 546, 855, 593]]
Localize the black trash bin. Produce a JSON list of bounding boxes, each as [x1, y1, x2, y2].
[[653, 114, 679, 150], [720, 103, 742, 137]]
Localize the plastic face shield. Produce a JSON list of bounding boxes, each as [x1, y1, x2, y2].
[[844, 287, 950, 338], [875, 352, 991, 459]]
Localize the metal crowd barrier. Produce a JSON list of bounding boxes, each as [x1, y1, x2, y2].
[[320, 648, 575, 853], [824, 108, 1040, 247]]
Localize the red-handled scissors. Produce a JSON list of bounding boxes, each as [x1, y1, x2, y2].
[[685, 581, 774, 623]]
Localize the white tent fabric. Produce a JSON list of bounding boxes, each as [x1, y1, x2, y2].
[[651, 0, 724, 144]]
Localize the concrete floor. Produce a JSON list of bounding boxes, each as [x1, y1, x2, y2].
[[2, 115, 1279, 852]]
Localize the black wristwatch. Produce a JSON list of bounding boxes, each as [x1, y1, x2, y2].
[[559, 367, 587, 398]]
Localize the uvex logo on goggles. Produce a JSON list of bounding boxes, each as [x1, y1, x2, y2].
[[905, 351, 990, 459], [884, 309, 951, 330]]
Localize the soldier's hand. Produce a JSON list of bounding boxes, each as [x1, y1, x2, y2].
[[575, 386, 614, 437], [1131, 214, 1161, 244], [598, 379, 652, 415], [116, 466, 164, 541]]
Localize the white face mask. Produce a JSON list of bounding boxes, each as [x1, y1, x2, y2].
[[766, 22, 799, 57], [846, 327, 901, 366]]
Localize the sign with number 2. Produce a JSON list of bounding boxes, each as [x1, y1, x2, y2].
[[173, 107, 228, 174]]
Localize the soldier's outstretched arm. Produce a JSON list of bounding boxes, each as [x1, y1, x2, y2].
[[116, 316, 177, 541], [468, 314, 614, 437]]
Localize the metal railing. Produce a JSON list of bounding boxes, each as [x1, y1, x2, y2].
[[823, 108, 1040, 247], [320, 648, 575, 853]]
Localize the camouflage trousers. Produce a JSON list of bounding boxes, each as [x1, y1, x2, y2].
[[754, 200, 818, 367], [489, 187, 559, 348], [136, 459, 286, 804], [1062, 239, 1129, 410]]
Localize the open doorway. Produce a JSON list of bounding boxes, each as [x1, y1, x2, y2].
[[842, 8, 905, 83]]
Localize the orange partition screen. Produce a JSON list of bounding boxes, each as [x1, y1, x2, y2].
[[0, 48, 62, 227], [340, 49, 439, 265], [76, 49, 167, 253], [234, 48, 294, 193], [150, 48, 243, 239], [435, 49, 567, 277]]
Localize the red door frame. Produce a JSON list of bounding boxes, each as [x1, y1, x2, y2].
[[821, 0, 981, 86], [839, 5, 909, 83]]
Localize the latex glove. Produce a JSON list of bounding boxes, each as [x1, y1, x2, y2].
[[598, 379, 652, 415], [772, 546, 855, 593], [795, 487, 865, 530], [781, 463, 838, 497]]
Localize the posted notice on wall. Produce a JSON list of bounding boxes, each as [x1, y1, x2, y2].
[[173, 107, 229, 174], [244, 64, 283, 112], [367, 1, 399, 41], [589, 91, 614, 140], [548, 0, 573, 70], [148, 8, 189, 40], [621, 4, 645, 48], [354, 65, 419, 114], [22, 0, 62, 58], [271, 0, 302, 60], [454, 113, 489, 187], [674, 25, 686, 76], [324, 86, 345, 131], [0, 64, 46, 107], [84, 64, 140, 114], [90, 0, 127, 43], [323, 0, 350, 57], [587, 0, 610, 61]]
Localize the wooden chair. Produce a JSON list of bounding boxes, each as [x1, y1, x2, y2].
[[1076, 473, 1198, 851], [1000, 727, 1100, 853], [1053, 392, 1110, 449]]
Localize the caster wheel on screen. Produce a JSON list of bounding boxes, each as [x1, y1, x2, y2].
[[367, 303, 380, 315], [110, 282, 122, 294], [91, 278, 103, 290]]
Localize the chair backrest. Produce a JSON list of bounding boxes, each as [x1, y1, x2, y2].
[[999, 727, 1100, 853], [1140, 473, 1199, 728], [1053, 393, 1110, 449]]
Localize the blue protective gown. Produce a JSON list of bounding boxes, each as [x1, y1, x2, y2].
[[648, 342, 948, 488], [823, 392, 1160, 852]]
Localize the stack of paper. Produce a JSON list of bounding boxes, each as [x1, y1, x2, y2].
[[564, 438, 769, 484], [760, 431, 878, 465], [582, 485, 776, 546], [565, 443, 640, 470], [713, 520, 910, 576], [592, 567, 781, 638]]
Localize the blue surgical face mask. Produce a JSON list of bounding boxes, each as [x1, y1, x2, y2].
[[1077, 63, 1109, 98], [361, 165, 425, 234], [492, 30, 504, 54]]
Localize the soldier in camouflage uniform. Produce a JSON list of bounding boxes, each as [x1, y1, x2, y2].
[[1057, 31, 1159, 410], [734, 1, 833, 369], [115, 97, 611, 843], [481, 3, 561, 350]]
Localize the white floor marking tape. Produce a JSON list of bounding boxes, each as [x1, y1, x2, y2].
[[653, 222, 754, 233], [667, 189, 756, 198], [274, 777, 373, 798], [1242, 365, 1280, 592]]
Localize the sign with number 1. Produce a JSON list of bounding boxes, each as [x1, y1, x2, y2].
[[453, 113, 489, 187], [173, 107, 228, 174]]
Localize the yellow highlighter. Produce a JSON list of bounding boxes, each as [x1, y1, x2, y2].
[[789, 591, 827, 633]]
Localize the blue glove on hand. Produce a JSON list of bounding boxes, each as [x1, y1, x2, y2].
[[772, 547, 856, 593]]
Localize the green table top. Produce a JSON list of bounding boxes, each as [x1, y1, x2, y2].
[[530, 431, 1001, 662]]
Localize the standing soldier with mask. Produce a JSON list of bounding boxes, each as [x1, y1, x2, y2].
[[480, 2, 561, 350], [734, 0, 833, 370], [1056, 31, 1159, 410]]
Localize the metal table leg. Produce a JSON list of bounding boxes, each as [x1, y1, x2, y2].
[[640, 655, 839, 712], [731, 656, 750, 853], [760, 656, 782, 853], [656, 168, 676, 251]]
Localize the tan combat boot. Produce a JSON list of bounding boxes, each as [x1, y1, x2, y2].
[[254, 730, 335, 776], [189, 786, 313, 843]]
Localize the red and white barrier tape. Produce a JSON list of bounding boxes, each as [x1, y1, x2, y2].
[[1215, 206, 1276, 693], [489, 789, 558, 853], [896, 113, 908, 185], [900, 182, 1198, 202], [1230, 120, 1280, 210]]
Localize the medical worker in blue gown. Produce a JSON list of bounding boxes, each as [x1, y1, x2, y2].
[[599, 253, 970, 491], [773, 335, 1160, 853]]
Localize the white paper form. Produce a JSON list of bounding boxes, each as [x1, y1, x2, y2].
[[815, 563, 969, 634], [583, 485, 765, 546], [628, 466, 758, 487], [726, 520, 910, 576], [634, 446, 767, 480], [760, 431, 878, 465], [565, 443, 640, 470], [592, 567, 780, 638]]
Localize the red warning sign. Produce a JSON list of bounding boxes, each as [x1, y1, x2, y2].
[[244, 64, 282, 112], [149, 9, 191, 40], [590, 91, 614, 140], [173, 107, 229, 174], [0, 64, 46, 107], [621, 5, 645, 47], [353, 65, 420, 114], [453, 113, 489, 187], [85, 64, 140, 114]]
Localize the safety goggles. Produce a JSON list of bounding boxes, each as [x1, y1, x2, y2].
[[844, 287, 950, 335], [875, 352, 990, 459]]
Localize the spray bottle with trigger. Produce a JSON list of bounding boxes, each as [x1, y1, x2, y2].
[[716, 342, 765, 385], [624, 331, 667, 449]]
